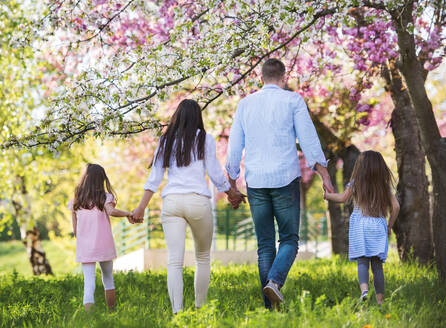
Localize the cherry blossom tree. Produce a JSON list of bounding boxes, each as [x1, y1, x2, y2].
[[5, 0, 446, 277], [320, 5, 440, 264], [6, 0, 340, 148], [337, 1, 446, 274]]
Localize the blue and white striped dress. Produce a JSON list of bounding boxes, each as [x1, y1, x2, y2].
[[349, 206, 389, 262]]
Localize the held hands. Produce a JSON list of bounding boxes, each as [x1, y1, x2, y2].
[[322, 174, 335, 202], [322, 175, 335, 194], [314, 163, 334, 194], [129, 207, 145, 224], [226, 187, 247, 209], [126, 215, 135, 224], [125, 211, 138, 224], [125, 208, 144, 224]]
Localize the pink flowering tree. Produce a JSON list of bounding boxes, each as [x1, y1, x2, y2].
[[7, 0, 341, 148], [274, 2, 443, 264], [325, 4, 444, 266], [6, 0, 446, 277]]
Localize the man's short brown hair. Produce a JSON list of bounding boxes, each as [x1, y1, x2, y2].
[[261, 58, 285, 82]]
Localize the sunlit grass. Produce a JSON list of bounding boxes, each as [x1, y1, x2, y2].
[[0, 239, 77, 276], [1, 253, 444, 327]]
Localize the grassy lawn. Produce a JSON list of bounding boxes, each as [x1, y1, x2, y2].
[[0, 237, 260, 277], [0, 239, 78, 276], [1, 251, 445, 327]]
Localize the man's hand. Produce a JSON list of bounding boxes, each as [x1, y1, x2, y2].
[[314, 163, 334, 193], [226, 177, 247, 209], [322, 175, 335, 194]]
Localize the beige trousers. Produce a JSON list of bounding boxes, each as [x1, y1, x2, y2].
[[161, 193, 213, 314]]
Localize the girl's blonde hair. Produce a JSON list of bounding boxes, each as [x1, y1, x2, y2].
[[349, 151, 394, 217]]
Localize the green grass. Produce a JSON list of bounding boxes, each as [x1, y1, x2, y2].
[[0, 236, 257, 277], [1, 253, 445, 327], [0, 239, 78, 276]]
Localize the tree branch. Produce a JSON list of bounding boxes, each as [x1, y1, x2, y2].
[[361, 0, 388, 11], [79, 0, 135, 43], [201, 6, 337, 110]]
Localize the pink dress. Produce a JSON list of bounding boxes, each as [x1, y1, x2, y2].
[[69, 193, 117, 263]]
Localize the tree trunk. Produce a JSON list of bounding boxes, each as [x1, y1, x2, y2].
[[393, 1, 446, 278], [311, 115, 358, 255], [23, 227, 54, 276], [300, 174, 316, 244], [14, 176, 54, 276], [339, 145, 360, 237], [326, 157, 349, 254], [382, 63, 433, 264]]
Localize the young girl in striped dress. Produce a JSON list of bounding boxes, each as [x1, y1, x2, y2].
[[324, 150, 400, 305]]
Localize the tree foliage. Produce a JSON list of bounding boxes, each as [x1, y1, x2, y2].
[[3, 0, 444, 149], [0, 1, 88, 235]]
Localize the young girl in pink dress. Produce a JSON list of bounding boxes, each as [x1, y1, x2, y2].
[[70, 163, 132, 311]]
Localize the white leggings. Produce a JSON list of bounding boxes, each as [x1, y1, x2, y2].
[[82, 261, 114, 304]]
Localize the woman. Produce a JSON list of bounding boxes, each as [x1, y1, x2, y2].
[[132, 99, 241, 314]]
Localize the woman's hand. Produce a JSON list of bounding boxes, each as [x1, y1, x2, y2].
[[131, 190, 154, 223], [126, 212, 135, 224], [226, 187, 246, 209], [132, 207, 145, 223]]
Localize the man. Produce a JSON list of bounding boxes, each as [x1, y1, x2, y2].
[[226, 58, 333, 310]]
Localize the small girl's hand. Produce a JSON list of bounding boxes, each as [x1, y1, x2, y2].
[[127, 212, 138, 224]]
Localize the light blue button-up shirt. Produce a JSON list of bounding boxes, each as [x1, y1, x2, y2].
[[225, 84, 328, 189]]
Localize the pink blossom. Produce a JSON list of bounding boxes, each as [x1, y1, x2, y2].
[[358, 118, 370, 126], [357, 104, 371, 112]]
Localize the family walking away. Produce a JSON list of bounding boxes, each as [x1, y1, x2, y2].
[[70, 58, 400, 313]]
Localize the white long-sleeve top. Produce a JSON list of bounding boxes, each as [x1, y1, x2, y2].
[[144, 132, 230, 198]]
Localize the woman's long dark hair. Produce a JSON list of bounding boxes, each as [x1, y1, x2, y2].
[[349, 150, 394, 217], [155, 99, 206, 168], [73, 164, 115, 211]]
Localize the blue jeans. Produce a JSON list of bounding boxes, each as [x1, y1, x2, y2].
[[247, 177, 300, 308]]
